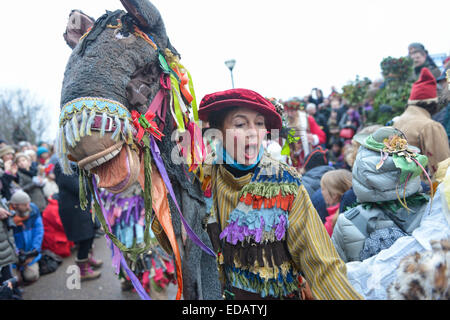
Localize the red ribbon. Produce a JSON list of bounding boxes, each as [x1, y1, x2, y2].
[[131, 110, 164, 143]]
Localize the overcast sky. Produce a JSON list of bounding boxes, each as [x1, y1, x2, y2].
[[1, 0, 449, 142]]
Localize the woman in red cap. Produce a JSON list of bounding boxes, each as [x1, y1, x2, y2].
[[198, 88, 362, 300]]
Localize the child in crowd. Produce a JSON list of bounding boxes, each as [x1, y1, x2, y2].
[[24, 149, 39, 175], [15, 153, 47, 213], [328, 137, 345, 168], [320, 169, 353, 236], [42, 164, 59, 199], [37, 147, 50, 166]]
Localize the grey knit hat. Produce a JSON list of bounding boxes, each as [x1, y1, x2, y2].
[[10, 190, 31, 204], [14, 152, 30, 163]]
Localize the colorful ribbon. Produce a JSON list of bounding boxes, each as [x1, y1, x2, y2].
[[131, 110, 164, 143], [91, 177, 151, 300], [149, 135, 215, 257], [187, 122, 206, 173]]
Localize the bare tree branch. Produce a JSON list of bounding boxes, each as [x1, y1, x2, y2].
[[0, 88, 50, 145]]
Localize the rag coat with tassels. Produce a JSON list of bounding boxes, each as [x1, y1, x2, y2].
[[196, 153, 363, 300]]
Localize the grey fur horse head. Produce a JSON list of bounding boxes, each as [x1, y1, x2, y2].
[[59, 0, 180, 191], [58, 0, 221, 300]]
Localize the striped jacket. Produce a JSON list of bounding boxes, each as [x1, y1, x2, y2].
[[203, 154, 363, 299]]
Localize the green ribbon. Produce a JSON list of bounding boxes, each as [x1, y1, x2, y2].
[[79, 169, 88, 211], [86, 142, 154, 262], [169, 73, 186, 133], [138, 115, 150, 129]]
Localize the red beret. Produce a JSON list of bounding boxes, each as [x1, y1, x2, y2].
[[198, 88, 282, 130]]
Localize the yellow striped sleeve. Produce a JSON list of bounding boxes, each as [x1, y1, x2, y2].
[[286, 185, 363, 300]]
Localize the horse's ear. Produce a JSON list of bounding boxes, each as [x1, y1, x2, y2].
[[63, 10, 95, 49], [120, 0, 178, 55]]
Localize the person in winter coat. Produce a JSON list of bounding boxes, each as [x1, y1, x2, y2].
[[432, 67, 450, 144], [0, 145, 20, 201], [345, 158, 450, 300], [306, 103, 329, 140], [408, 43, 441, 80], [41, 194, 73, 258], [332, 127, 430, 264], [0, 206, 17, 284], [36, 147, 50, 166], [301, 146, 335, 197], [320, 169, 353, 237], [54, 162, 102, 281], [15, 153, 47, 213], [394, 67, 450, 177], [42, 164, 59, 199], [10, 191, 44, 283]]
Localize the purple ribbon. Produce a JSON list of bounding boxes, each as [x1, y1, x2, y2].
[[149, 136, 215, 257], [92, 177, 151, 300]]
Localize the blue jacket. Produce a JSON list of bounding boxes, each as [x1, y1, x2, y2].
[[12, 203, 44, 266], [302, 165, 335, 197], [310, 188, 328, 224]]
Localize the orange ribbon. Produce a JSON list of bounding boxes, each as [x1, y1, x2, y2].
[[172, 66, 193, 104], [138, 160, 183, 300]]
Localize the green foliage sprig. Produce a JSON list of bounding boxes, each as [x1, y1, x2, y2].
[[342, 76, 372, 107]]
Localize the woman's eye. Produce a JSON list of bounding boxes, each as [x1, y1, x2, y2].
[[256, 122, 265, 127], [235, 123, 245, 128]]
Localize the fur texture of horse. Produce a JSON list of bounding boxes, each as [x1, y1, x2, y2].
[[59, 0, 221, 299]]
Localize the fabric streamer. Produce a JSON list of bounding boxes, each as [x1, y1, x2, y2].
[[147, 162, 183, 300], [149, 136, 215, 257], [90, 177, 151, 300]]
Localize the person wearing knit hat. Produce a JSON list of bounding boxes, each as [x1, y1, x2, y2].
[[10, 190, 31, 205], [197, 88, 362, 300], [15, 150, 48, 213], [36, 147, 50, 165], [9, 190, 44, 283], [408, 43, 441, 80], [0, 145, 20, 201], [0, 145, 15, 163], [394, 67, 450, 177]]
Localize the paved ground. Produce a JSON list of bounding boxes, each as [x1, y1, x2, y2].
[[20, 235, 177, 300]]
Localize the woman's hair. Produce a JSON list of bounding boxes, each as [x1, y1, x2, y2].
[[320, 169, 353, 200]]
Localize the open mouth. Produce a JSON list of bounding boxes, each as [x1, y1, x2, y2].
[[244, 144, 259, 160], [76, 142, 140, 193]]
